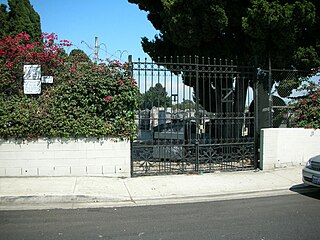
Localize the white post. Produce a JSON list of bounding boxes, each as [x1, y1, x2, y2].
[[94, 36, 99, 63]]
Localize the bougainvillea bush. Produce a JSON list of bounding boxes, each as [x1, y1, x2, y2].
[[0, 32, 139, 139], [0, 32, 68, 95], [292, 79, 320, 129]]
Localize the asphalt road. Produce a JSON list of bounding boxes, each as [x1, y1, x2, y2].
[[0, 191, 319, 240]]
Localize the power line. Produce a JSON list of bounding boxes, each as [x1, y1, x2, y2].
[[79, 37, 129, 63]]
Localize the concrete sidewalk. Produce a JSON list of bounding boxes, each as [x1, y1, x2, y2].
[[0, 166, 313, 211]]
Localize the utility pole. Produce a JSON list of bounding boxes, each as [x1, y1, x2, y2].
[[94, 36, 99, 63]]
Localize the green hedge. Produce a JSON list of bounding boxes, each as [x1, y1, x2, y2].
[[0, 58, 139, 140]]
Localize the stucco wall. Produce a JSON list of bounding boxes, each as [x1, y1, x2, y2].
[[0, 138, 130, 177], [260, 128, 320, 170]]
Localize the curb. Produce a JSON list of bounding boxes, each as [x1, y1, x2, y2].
[[2, 185, 317, 211]]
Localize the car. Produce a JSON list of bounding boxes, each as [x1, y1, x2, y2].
[[302, 155, 320, 187]]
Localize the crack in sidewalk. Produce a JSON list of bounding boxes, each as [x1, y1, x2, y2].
[[72, 177, 78, 194], [123, 181, 136, 204]]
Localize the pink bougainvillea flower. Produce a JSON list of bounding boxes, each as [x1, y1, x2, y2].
[[71, 68, 77, 73], [119, 80, 124, 85], [0, 31, 68, 82], [6, 62, 14, 68], [104, 96, 112, 102], [17, 32, 30, 42], [312, 93, 318, 101]]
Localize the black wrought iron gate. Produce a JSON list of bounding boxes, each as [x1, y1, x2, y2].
[[130, 56, 256, 176]]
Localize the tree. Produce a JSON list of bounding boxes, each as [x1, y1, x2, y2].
[[139, 83, 171, 109], [0, 4, 9, 39], [242, 0, 317, 69], [172, 99, 195, 111], [129, 0, 319, 69], [69, 49, 91, 62], [0, 0, 41, 41], [128, 0, 320, 131]]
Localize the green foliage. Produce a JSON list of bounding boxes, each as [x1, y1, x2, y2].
[[276, 79, 300, 98], [129, 0, 320, 118], [0, 4, 9, 39], [0, 34, 139, 140], [43, 60, 139, 138], [293, 46, 320, 70], [172, 99, 195, 110], [292, 79, 320, 129], [242, 0, 316, 68], [157, 0, 228, 48], [0, 32, 67, 96], [129, 0, 320, 70], [0, 95, 41, 139], [69, 49, 91, 62], [139, 83, 171, 109], [271, 70, 302, 98], [0, 0, 41, 41]]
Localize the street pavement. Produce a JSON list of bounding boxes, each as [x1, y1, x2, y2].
[[0, 165, 316, 211]]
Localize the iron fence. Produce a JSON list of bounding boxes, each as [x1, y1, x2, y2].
[[130, 56, 257, 176]]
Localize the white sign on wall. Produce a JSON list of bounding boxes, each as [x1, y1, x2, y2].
[[23, 65, 41, 80], [41, 76, 54, 83], [23, 80, 41, 94], [23, 65, 41, 94]]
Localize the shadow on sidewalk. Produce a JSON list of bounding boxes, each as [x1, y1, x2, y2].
[[289, 184, 320, 200]]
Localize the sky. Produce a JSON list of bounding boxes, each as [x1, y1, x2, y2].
[[0, 0, 159, 62]]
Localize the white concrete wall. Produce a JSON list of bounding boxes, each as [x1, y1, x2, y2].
[[0, 138, 130, 177], [260, 128, 320, 170]]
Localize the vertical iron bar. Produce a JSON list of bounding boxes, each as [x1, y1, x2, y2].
[[254, 62, 260, 169], [195, 56, 200, 172], [268, 55, 273, 128]]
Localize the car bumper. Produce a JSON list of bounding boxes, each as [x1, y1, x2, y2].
[[302, 167, 320, 187]]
